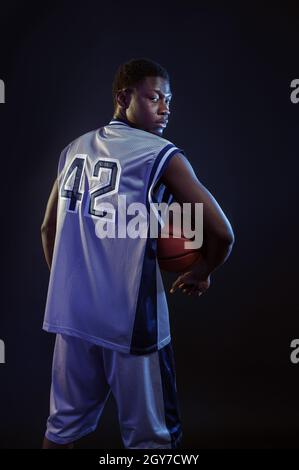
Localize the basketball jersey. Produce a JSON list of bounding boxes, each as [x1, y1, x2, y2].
[[43, 118, 185, 355]]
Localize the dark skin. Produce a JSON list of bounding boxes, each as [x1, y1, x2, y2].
[[42, 76, 235, 293], [41, 75, 234, 448], [41, 179, 58, 270], [114, 76, 234, 295], [113, 75, 172, 137]]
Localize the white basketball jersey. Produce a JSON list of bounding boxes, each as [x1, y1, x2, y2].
[[43, 118, 185, 354]]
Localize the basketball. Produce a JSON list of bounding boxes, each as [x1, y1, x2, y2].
[[157, 223, 203, 273]]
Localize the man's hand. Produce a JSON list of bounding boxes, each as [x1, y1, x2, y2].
[[170, 258, 211, 297]]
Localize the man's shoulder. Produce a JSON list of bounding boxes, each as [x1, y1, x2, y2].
[[61, 125, 180, 156], [65, 128, 99, 149], [128, 128, 178, 152]]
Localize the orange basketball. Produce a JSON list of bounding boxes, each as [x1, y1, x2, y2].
[[157, 223, 202, 273]]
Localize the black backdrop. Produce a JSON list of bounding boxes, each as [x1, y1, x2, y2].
[[0, 1, 298, 449]]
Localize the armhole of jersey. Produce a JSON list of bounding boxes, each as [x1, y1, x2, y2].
[[57, 144, 71, 188], [147, 144, 186, 227], [147, 144, 185, 203]]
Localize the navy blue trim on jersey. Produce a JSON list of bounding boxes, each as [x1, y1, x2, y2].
[[147, 144, 185, 237], [130, 144, 185, 354], [158, 342, 183, 448], [162, 186, 174, 207], [160, 185, 173, 204], [146, 144, 176, 209], [129, 229, 158, 355], [146, 144, 186, 214], [151, 184, 175, 236], [151, 182, 173, 208]]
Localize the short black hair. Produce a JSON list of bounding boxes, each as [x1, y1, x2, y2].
[[112, 57, 170, 110]]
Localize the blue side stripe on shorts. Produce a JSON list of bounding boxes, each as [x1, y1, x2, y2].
[[158, 342, 182, 448]]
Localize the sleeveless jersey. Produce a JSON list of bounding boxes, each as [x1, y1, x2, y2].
[[43, 118, 185, 354]]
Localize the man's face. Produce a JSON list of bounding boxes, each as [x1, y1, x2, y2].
[[125, 76, 172, 136]]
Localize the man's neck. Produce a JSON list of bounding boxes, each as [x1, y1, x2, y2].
[[113, 114, 141, 131]]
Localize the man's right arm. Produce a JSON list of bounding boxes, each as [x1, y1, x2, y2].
[[160, 153, 235, 292], [40, 178, 59, 270]]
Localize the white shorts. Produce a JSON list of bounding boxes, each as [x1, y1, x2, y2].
[[45, 334, 182, 449]]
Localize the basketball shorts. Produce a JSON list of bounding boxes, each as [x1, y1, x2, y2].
[[45, 334, 182, 449]]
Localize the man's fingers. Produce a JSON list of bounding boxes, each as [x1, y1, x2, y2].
[[170, 280, 184, 293], [172, 282, 196, 295], [170, 279, 207, 296], [187, 285, 205, 297]]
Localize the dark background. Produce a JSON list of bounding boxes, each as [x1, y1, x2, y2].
[[0, 0, 298, 449]]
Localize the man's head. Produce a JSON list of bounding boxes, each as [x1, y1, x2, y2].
[[112, 58, 172, 136]]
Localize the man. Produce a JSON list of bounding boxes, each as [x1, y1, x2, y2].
[[41, 58, 234, 449]]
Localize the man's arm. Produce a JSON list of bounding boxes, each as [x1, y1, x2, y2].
[[160, 153, 235, 294], [40, 178, 58, 270]]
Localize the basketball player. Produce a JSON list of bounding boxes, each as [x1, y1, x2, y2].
[[40, 58, 234, 449]]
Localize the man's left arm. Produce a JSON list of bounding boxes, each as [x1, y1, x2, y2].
[[40, 178, 58, 270]]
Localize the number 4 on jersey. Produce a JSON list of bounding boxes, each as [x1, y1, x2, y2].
[[60, 155, 86, 211]]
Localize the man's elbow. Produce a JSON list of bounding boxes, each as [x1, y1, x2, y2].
[[40, 222, 56, 236], [41, 223, 50, 234], [222, 228, 235, 247], [209, 226, 235, 247], [40, 223, 47, 233]]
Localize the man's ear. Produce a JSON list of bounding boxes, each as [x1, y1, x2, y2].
[[116, 87, 133, 109]]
